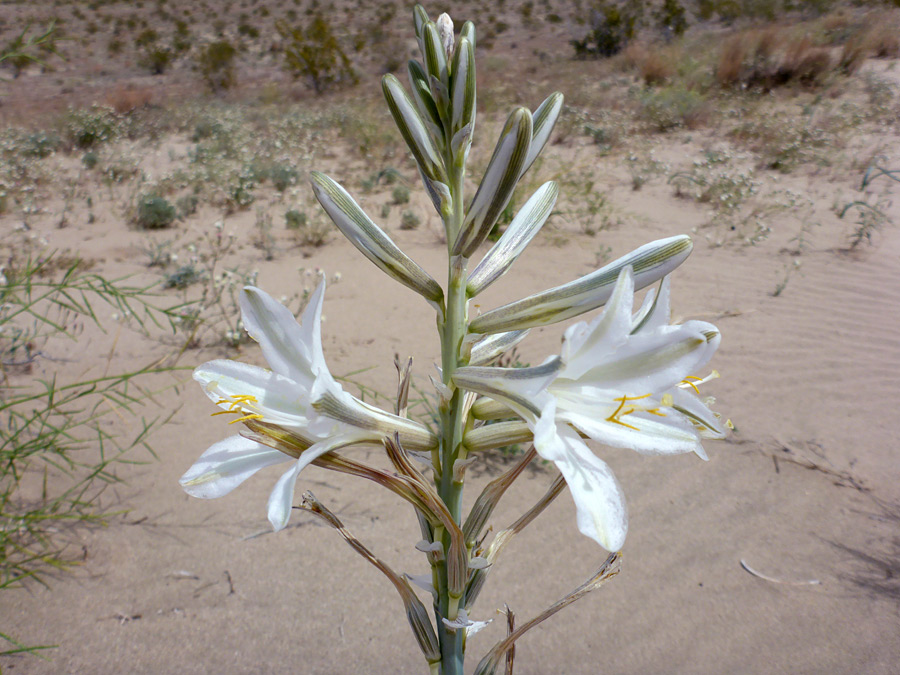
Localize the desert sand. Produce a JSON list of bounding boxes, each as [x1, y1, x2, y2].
[[2, 5, 900, 674]]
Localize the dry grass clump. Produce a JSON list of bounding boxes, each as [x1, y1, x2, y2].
[[717, 26, 832, 90], [621, 42, 676, 86], [839, 12, 900, 74], [105, 85, 154, 115]]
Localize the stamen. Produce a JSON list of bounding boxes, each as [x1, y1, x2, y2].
[[606, 394, 652, 430], [229, 413, 265, 425], [678, 370, 720, 394], [211, 394, 263, 423]]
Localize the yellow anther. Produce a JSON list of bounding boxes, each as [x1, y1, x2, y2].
[[660, 393, 674, 407], [211, 394, 262, 423], [228, 413, 265, 425]]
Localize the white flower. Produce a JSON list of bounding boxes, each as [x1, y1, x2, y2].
[[181, 280, 435, 531], [454, 267, 724, 551]]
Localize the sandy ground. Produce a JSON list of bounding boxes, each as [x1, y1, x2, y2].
[[4, 161, 900, 673], [2, 46, 900, 675]]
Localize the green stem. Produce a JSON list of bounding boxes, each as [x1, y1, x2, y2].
[[435, 157, 469, 675]]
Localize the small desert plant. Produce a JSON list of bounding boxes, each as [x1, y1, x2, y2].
[[838, 164, 898, 249], [391, 184, 411, 204], [66, 106, 118, 149], [135, 195, 177, 229], [253, 207, 276, 260], [400, 209, 421, 230], [82, 151, 99, 169], [571, 2, 643, 59], [0, 22, 61, 78], [717, 27, 832, 90], [197, 40, 237, 92], [276, 15, 358, 93], [175, 194, 199, 218], [285, 209, 308, 230], [655, 0, 688, 38], [138, 45, 172, 75], [638, 84, 707, 131], [21, 132, 61, 159], [270, 165, 299, 192], [0, 254, 178, 657]]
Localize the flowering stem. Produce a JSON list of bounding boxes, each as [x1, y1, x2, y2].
[[435, 157, 469, 675]]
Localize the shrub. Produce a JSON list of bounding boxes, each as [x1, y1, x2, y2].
[[271, 165, 299, 192], [391, 185, 410, 205], [639, 84, 707, 131], [172, 23, 192, 55], [400, 210, 420, 230], [134, 28, 158, 48], [105, 85, 153, 114], [718, 27, 833, 90], [197, 40, 237, 92], [82, 151, 99, 169], [176, 194, 199, 218], [238, 22, 260, 38], [285, 209, 308, 230], [136, 196, 176, 229], [67, 106, 118, 149], [276, 15, 358, 94], [655, 0, 687, 38], [139, 45, 173, 74], [571, 2, 643, 59], [22, 132, 61, 158], [191, 118, 222, 142]]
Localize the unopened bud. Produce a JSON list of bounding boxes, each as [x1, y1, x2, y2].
[[437, 13, 454, 58]]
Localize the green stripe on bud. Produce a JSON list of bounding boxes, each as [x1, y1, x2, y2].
[[452, 107, 532, 257], [460, 20, 475, 52], [382, 74, 446, 183], [310, 172, 443, 303], [422, 22, 449, 97], [523, 92, 563, 177], [407, 60, 444, 141], [467, 181, 558, 296], [450, 37, 476, 137], [469, 235, 693, 334], [412, 4, 429, 39]]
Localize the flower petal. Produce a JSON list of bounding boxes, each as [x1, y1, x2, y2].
[[632, 276, 671, 333], [560, 406, 703, 456], [266, 432, 373, 531], [560, 266, 634, 380], [239, 282, 326, 387], [534, 409, 627, 551], [562, 321, 720, 395], [194, 360, 313, 429], [180, 435, 291, 499]]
